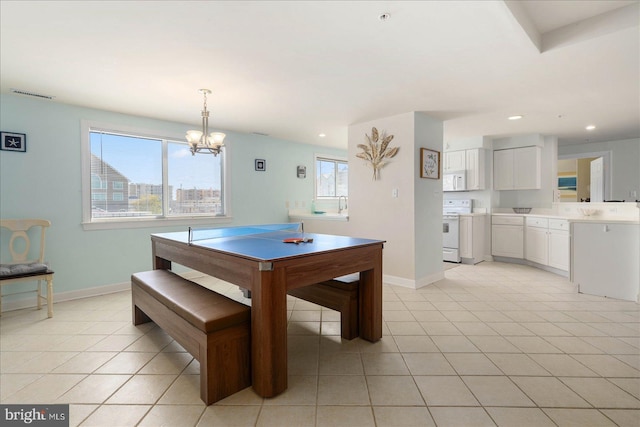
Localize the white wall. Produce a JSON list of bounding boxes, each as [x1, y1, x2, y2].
[[0, 94, 346, 303], [348, 112, 443, 288]]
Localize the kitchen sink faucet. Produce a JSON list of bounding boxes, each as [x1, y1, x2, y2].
[[338, 196, 348, 213]]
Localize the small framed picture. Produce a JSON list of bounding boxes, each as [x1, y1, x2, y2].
[[255, 159, 266, 171], [1, 132, 26, 152], [420, 148, 440, 179]]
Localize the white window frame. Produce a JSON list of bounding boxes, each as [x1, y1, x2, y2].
[[81, 120, 232, 230], [314, 153, 348, 199]]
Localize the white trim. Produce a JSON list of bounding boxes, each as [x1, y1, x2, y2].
[[383, 270, 445, 290]]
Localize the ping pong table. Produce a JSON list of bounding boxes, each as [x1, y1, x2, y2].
[[150, 223, 384, 398]]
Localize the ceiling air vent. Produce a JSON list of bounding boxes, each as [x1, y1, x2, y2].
[[11, 88, 55, 100]]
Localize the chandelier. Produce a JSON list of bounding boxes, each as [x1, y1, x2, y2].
[[185, 89, 226, 156]]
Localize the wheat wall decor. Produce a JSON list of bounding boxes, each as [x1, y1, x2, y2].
[[356, 127, 399, 180]]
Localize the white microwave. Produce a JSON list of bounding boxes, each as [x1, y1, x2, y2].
[[443, 172, 466, 192]]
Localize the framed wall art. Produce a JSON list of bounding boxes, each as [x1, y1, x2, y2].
[[0, 132, 26, 152], [420, 148, 440, 179], [255, 159, 266, 171]]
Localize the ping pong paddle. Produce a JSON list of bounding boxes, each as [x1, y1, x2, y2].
[[283, 237, 314, 244]]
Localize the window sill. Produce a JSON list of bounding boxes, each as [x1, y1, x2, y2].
[[82, 216, 233, 231]]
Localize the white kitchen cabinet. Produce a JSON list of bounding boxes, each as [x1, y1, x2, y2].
[[465, 148, 485, 190], [572, 222, 639, 301], [492, 215, 524, 259], [525, 217, 549, 265], [443, 150, 466, 173], [460, 215, 485, 264], [493, 146, 541, 190], [548, 219, 569, 271], [525, 217, 569, 272]]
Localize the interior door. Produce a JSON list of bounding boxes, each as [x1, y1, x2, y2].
[[590, 157, 604, 202]]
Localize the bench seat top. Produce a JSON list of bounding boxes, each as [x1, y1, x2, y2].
[[132, 270, 250, 333]]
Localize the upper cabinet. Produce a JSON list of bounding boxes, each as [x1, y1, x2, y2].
[[443, 148, 486, 190], [493, 146, 541, 190], [443, 150, 466, 173]]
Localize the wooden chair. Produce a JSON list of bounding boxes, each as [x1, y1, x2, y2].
[[0, 219, 54, 317]]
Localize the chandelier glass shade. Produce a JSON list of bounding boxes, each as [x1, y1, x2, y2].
[[186, 89, 226, 156]]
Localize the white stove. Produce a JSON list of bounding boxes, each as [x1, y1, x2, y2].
[[443, 200, 472, 263]]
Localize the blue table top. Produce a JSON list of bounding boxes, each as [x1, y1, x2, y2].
[[152, 224, 383, 262]]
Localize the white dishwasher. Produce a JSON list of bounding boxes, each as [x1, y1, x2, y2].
[[572, 222, 639, 302]]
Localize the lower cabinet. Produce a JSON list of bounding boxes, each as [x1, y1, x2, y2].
[[460, 215, 485, 264], [492, 215, 524, 259], [525, 217, 569, 272]]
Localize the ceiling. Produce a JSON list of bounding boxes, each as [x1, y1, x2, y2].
[[1, 1, 638, 149]]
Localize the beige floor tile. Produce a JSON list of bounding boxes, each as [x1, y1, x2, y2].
[[581, 336, 639, 354], [4, 374, 86, 403], [317, 375, 369, 405], [58, 374, 131, 404], [600, 409, 640, 427], [419, 322, 461, 335], [124, 330, 173, 352], [366, 375, 424, 406], [542, 336, 605, 354], [393, 336, 438, 352], [316, 406, 375, 427], [373, 406, 435, 427], [467, 335, 521, 353], [320, 320, 341, 336], [529, 354, 597, 377], [138, 351, 193, 374], [263, 375, 317, 405], [386, 321, 427, 335], [462, 376, 534, 407], [429, 407, 495, 427], [362, 353, 409, 375], [431, 335, 480, 352], [289, 310, 321, 322], [486, 407, 555, 427], [542, 408, 617, 427], [0, 373, 42, 400], [414, 375, 479, 406], [411, 311, 448, 322], [510, 376, 590, 408], [441, 310, 480, 322], [560, 377, 640, 408], [95, 351, 156, 374], [3, 350, 78, 373], [403, 353, 456, 375], [139, 404, 205, 427], [87, 335, 141, 352], [50, 335, 106, 351], [505, 336, 563, 353], [384, 310, 417, 321], [318, 351, 363, 375], [79, 404, 150, 427], [522, 322, 573, 336], [444, 353, 502, 375], [157, 374, 203, 405], [572, 354, 640, 377], [608, 378, 640, 399], [256, 405, 316, 427], [486, 354, 549, 376], [197, 405, 260, 426], [452, 321, 498, 336], [287, 321, 321, 335], [52, 352, 117, 374], [106, 374, 177, 404], [68, 404, 99, 427]]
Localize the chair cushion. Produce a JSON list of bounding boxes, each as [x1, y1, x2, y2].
[[0, 262, 50, 277]]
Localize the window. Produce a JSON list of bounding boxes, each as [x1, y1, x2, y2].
[[82, 122, 227, 228], [315, 155, 348, 198]]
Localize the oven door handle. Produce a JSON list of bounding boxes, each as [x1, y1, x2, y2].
[[443, 215, 459, 220]]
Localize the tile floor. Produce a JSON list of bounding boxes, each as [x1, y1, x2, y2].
[[1, 262, 639, 426]]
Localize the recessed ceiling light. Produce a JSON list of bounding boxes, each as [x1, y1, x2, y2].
[[508, 115, 523, 120], [585, 125, 596, 131], [318, 133, 326, 138]]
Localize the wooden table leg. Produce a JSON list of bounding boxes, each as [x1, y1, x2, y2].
[[358, 247, 383, 342], [250, 266, 288, 397]]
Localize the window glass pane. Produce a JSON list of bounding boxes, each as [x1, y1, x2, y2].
[[336, 161, 348, 197], [317, 160, 335, 197], [90, 132, 162, 218], [167, 141, 223, 216]]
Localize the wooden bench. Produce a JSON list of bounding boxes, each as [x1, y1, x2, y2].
[[131, 269, 251, 405], [287, 274, 359, 340]]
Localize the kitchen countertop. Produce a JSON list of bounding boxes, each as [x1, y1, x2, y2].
[[491, 212, 639, 224]]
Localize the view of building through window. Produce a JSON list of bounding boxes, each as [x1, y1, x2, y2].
[[316, 157, 348, 198], [89, 131, 223, 219]]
